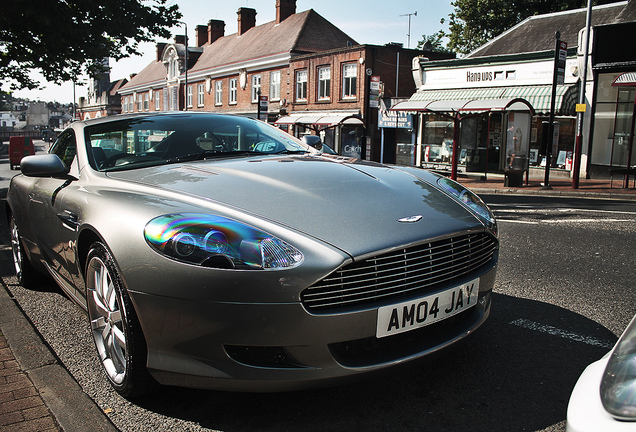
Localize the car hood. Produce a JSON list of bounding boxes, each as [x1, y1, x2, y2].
[[106, 155, 484, 257]]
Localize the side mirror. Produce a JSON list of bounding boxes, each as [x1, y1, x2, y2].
[[20, 154, 69, 178], [301, 135, 322, 150]]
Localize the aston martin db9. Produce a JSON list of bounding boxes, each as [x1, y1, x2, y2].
[[6, 113, 498, 397]]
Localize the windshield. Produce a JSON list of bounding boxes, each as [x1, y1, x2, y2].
[[85, 114, 310, 172]]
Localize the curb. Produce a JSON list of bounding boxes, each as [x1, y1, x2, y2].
[[468, 187, 636, 201], [0, 280, 117, 432]]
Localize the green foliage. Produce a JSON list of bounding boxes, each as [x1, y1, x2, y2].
[[417, 30, 454, 54], [0, 0, 181, 90], [433, 0, 614, 55]]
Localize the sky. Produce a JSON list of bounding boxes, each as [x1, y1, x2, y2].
[[11, 0, 454, 104]]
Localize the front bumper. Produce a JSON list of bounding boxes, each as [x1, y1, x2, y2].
[[128, 263, 496, 392]]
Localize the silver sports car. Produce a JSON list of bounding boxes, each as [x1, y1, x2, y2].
[[6, 113, 498, 397]]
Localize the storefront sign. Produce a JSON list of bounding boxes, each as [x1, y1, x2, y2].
[[557, 41, 567, 85], [258, 96, 268, 121], [378, 110, 413, 129], [369, 76, 380, 108]]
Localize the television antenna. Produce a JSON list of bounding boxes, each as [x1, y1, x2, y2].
[[400, 11, 417, 48]]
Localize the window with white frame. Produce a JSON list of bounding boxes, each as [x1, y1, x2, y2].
[[270, 71, 281, 101], [296, 69, 307, 102], [155, 91, 161, 110], [144, 92, 149, 111], [229, 78, 237, 104], [318, 66, 331, 101], [215, 81, 223, 105], [251, 74, 261, 102], [342, 63, 357, 99], [186, 85, 193, 108], [137, 93, 142, 111], [197, 83, 205, 107], [168, 49, 179, 80]]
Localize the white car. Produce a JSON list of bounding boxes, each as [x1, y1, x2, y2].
[[566, 314, 636, 431]]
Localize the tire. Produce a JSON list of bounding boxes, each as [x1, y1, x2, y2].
[[10, 215, 42, 288], [85, 242, 155, 398]]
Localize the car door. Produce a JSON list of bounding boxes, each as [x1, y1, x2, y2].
[[27, 130, 82, 301]]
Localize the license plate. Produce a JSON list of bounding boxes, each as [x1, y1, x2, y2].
[[376, 278, 480, 338]]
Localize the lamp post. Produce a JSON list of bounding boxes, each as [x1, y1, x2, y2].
[[179, 21, 189, 111]]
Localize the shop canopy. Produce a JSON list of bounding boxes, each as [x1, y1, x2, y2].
[[613, 72, 636, 86], [393, 84, 579, 116], [390, 98, 535, 116], [275, 112, 364, 130]]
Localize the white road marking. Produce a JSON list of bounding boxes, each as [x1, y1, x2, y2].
[[509, 318, 614, 349]]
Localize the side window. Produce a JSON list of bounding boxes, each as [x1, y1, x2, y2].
[[50, 130, 77, 168]]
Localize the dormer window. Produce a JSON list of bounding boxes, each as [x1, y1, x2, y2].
[[165, 48, 180, 80]]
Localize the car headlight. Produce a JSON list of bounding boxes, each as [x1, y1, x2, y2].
[[437, 177, 496, 227], [144, 213, 304, 270], [601, 315, 636, 420]]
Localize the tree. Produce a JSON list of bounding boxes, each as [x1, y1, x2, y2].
[[438, 0, 614, 55], [417, 30, 454, 54], [0, 0, 181, 90]]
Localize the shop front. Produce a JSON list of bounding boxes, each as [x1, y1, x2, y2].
[[392, 98, 535, 183], [588, 21, 636, 184], [274, 111, 366, 158], [399, 53, 580, 179]]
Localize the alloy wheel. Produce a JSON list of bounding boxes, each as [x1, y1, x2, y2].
[[86, 255, 128, 385]]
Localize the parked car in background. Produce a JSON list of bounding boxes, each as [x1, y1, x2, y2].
[[7, 112, 498, 397], [567, 313, 636, 431]]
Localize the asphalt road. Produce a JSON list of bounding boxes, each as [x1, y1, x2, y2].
[[1, 148, 635, 431]]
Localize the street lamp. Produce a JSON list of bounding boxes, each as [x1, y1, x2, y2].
[[179, 21, 189, 111]]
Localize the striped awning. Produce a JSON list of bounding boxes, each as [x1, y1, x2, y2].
[[391, 98, 534, 115], [402, 84, 579, 116], [613, 72, 636, 86], [275, 112, 363, 128]]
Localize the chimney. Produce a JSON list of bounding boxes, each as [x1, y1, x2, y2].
[[237, 7, 256, 36], [207, 19, 225, 44], [195, 25, 208, 47], [156, 43, 167, 61], [174, 35, 186, 45], [276, 0, 296, 23]]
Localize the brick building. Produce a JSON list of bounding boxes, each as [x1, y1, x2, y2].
[[117, 0, 454, 161]]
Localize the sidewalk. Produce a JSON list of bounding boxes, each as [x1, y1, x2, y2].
[[0, 269, 117, 431], [456, 172, 636, 200]]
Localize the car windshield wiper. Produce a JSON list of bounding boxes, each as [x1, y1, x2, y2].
[[273, 149, 310, 155], [166, 150, 265, 163]]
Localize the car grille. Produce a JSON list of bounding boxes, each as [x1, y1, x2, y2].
[[301, 232, 498, 313]]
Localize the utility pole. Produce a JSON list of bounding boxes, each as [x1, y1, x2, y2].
[[400, 11, 417, 49], [572, 0, 592, 189]]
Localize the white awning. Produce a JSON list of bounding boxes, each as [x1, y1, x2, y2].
[[391, 98, 534, 115], [275, 112, 363, 127]]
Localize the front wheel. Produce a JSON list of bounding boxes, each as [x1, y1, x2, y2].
[[85, 242, 154, 398]]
